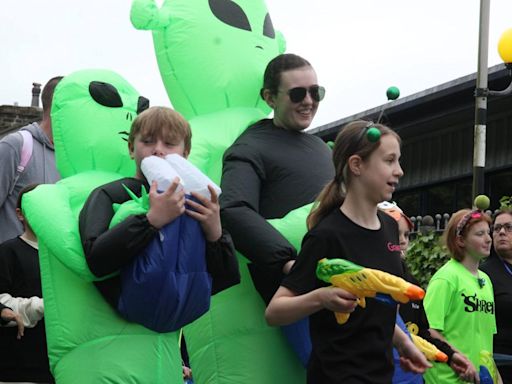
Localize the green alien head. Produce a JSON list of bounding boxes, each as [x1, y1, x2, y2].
[[131, 0, 286, 119], [51, 69, 149, 178]]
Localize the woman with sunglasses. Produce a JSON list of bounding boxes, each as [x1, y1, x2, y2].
[[220, 53, 332, 367], [222, 53, 331, 302], [480, 207, 512, 383], [423, 208, 501, 383]]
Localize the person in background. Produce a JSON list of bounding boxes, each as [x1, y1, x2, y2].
[[0, 183, 53, 383], [481, 206, 512, 383], [0, 76, 62, 243], [423, 208, 501, 383], [378, 202, 474, 384]]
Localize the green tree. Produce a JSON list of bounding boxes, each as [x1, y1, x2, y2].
[[405, 230, 450, 289]]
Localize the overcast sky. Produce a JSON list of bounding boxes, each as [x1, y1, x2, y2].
[[1, 1, 511, 128]]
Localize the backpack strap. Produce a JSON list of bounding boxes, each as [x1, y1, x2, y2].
[[8, 130, 34, 196], [18, 130, 34, 172]]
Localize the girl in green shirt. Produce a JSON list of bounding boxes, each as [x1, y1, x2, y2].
[[424, 208, 502, 384]]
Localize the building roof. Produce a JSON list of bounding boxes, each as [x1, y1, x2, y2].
[[310, 63, 511, 141]]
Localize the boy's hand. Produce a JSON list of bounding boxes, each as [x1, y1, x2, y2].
[[1, 308, 24, 339], [146, 178, 185, 229], [185, 185, 222, 242]]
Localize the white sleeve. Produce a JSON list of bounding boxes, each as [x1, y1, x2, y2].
[[0, 292, 44, 328]]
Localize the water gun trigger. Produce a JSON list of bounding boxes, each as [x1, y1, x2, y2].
[[334, 312, 350, 325], [330, 287, 364, 325]]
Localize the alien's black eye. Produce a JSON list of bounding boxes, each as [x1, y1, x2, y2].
[[89, 81, 123, 108], [263, 13, 275, 38], [137, 96, 150, 114], [209, 0, 251, 31]]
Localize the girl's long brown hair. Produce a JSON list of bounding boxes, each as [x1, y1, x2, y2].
[[307, 120, 400, 229]]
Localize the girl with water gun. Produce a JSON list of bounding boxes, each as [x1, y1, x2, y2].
[[265, 120, 430, 384], [378, 202, 475, 383]]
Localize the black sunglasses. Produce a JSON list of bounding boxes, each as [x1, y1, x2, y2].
[[492, 223, 512, 233], [285, 85, 325, 103]]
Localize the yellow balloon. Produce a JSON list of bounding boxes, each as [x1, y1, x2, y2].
[[498, 28, 512, 63]]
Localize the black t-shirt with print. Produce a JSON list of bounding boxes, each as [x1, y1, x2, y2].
[[282, 209, 403, 384], [399, 264, 433, 340]]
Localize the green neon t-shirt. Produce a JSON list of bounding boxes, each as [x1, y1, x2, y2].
[[423, 259, 496, 384]]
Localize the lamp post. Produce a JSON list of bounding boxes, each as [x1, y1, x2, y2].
[[473, 0, 490, 199], [473, 0, 512, 199]]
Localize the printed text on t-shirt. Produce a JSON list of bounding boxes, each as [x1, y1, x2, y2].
[[461, 293, 494, 314]]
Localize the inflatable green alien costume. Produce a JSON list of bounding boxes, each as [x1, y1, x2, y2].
[[131, 0, 311, 382], [22, 0, 315, 380], [22, 69, 183, 383]]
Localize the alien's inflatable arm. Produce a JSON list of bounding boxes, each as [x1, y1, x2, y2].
[[130, 0, 172, 30]]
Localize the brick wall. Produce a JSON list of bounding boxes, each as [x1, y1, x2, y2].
[[0, 105, 42, 138]]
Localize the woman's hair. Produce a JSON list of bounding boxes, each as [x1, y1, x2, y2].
[[443, 208, 492, 261], [261, 53, 311, 98], [307, 120, 400, 229], [493, 209, 512, 224], [128, 106, 191, 154]]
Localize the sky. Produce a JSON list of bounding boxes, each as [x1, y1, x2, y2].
[[1, 1, 511, 128]]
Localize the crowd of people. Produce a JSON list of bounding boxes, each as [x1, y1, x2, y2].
[[1, 53, 511, 384]]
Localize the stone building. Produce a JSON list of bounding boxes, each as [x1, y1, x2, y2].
[[0, 82, 42, 138]]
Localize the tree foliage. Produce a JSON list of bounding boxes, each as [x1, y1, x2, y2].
[[405, 230, 450, 289]]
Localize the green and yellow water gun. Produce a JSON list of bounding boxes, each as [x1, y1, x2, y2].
[[316, 258, 425, 324], [410, 334, 448, 362], [405, 323, 448, 362]]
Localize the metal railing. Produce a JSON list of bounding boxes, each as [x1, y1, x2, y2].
[[410, 210, 499, 235]]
